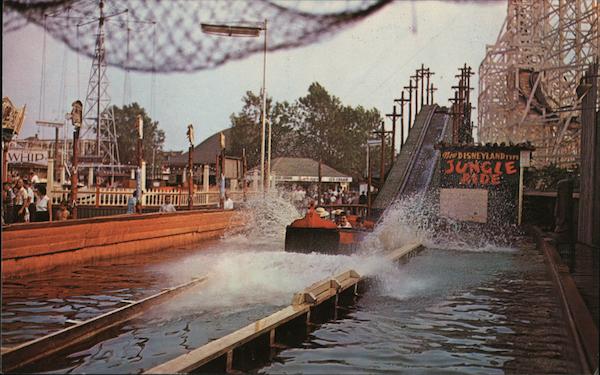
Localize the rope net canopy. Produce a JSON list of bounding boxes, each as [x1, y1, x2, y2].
[[3, 0, 390, 73]]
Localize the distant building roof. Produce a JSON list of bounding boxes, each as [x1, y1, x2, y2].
[[251, 157, 352, 183], [168, 128, 233, 167]]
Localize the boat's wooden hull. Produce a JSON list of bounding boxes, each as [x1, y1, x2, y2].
[[284, 226, 369, 255]]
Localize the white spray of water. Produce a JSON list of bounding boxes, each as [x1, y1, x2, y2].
[[370, 192, 520, 252], [157, 190, 517, 315], [223, 188, 302, 247]]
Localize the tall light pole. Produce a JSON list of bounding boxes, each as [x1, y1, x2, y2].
[[201, 20, 268, 191]]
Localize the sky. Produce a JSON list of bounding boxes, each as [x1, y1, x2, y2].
[[2, 1, 507, 153]]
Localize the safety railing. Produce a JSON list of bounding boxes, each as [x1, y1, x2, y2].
[[50, 187, 256, 207]]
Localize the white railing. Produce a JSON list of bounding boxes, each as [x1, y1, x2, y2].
[[51, 187, 256, 207]]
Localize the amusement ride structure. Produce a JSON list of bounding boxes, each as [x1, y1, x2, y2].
[[478, 0, 599, 167]]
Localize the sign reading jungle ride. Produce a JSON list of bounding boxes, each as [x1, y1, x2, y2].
[[439, 145, 522, 225]]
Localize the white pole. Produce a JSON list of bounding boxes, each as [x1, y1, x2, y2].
[[261, 19, 268, 191]]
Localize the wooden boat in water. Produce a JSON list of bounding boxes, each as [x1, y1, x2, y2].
[[284, 206, 374, 255]]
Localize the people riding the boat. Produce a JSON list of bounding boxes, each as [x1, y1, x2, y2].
[[315, 207, 329, 219], [338, 211, 352, 228]]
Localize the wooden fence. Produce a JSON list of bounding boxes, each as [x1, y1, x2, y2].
[[50, 188, 253, 208]]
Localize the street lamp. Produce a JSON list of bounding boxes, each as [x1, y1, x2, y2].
[[201, 20, 268, 191]]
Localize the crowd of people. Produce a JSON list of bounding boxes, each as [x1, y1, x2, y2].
[[288, 185, 368, 213], [2, 171, 71, 225]]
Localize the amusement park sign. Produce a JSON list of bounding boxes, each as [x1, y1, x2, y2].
[[7, 148, 48, 165], [438, 145, 527, 225]]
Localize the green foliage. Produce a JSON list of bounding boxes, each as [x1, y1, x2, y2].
[[524, 163, 580, 191], [229, 83, 382, 178], [111, 103, 166, 167]]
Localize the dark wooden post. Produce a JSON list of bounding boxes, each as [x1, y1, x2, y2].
[[449, 90, 460, 143], [424, 68, 435, 105], [367, 145, 372, 217], [317, 159, 322, 206], [220, 148, 225, 208], [394, 91, 410, 147], [411, 72, 420, 115], [54, 127, 60, 179], [429, 82, 437, 104], [69, 100, 83, 219], [188, 145, 193, 210], [242, 148, 247, 201], [385, 105, 401, 167], [417, 64, 425, 109], [403, 80, 416, 129], [379, 121, 385, 187], [70, 127, 79, 219], [2, 142, 8, 183]]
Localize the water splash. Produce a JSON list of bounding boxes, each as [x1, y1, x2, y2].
[[367, 192, 520, 253], [156, 249, 395, 313], [156, 189, 518, 315], [223, 188, 302, 247]]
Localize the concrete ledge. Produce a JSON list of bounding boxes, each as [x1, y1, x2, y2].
[[2, 210, 242, 278], [531, 226, 598, 374]]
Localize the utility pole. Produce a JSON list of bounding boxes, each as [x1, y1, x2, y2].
[[424, 68, 435, 105], [428, 82, 438, 104], [410, 72, 420, 115], [403, 80, 417, 128], [416, 64, 426, 109], [394, 91, 410, 147], [385, 105, 401, 167], [372, 121, 392, 188], [449, 90, 461, 143]]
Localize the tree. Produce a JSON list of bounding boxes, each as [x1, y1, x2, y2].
[[294, 83, 381, 177], [229, 83, 382, 180], [229, 91, 296, 168], [111, 103, 166, 169]]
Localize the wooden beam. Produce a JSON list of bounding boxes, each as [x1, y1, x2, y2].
[[1, 276, 209, 373], [146, 243, 422, 374]]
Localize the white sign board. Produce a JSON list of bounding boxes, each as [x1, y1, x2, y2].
[[7, 148, 48, 165], [440, 188, 488, 223], [520, 150, 531, 167]]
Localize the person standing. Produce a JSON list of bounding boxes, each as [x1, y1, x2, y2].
[[57, 200, 70, 221], [29, 170, 40, 184], [159, 195, 176, 213], [35, 185, 52, 222], [13, 179, 28, 223], [24, 179, 36, 222], [3, 182, 15, 224], [223, 194, 234, 210], [127, 190, 138, 214], [359, 191, 367, 205]]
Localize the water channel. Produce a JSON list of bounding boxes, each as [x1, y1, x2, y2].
[[1, 195, 581, 373]]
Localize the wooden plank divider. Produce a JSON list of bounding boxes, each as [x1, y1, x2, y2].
[[146, 243, 422, 374], [1, 276, 209, 373]]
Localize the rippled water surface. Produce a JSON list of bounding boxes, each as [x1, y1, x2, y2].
[[261, 245, 581, 375], [1, 193, 581, 374]]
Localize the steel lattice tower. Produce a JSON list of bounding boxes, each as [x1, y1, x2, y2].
[[478, 0, 599, 167], [81, 0, 120, 168]]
